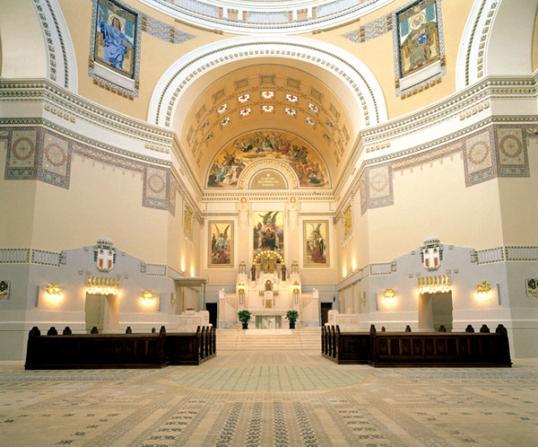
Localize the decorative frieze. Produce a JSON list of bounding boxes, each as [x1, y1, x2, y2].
[[0, 249, 31, 264], [31, 249, 63, 266], [343, 14, 392, 44]]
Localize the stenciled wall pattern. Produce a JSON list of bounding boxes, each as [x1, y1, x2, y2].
[[359, 123, 533, 215], [2, 125, 176, 214]]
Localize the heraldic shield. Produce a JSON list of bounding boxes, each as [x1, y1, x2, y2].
[[421, 238, 443, 271], [93, 239, 116, 272]]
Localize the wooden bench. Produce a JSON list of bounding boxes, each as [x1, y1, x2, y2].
[[25, 325, 217, 369], [322, 324, 512, 367]]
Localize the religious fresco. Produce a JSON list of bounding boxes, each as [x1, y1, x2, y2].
[[396, 0, 441, 77], [304, 221, 329, 266], [207, 131, 329, 188], [208, 221, 233, 267], [183, 204, 193, 239], [343, 206, 352, 241], [253, 211, 284, 259], [94, 0, 137, 78]]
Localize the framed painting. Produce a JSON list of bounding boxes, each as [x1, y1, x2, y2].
[[252, 211, 284, 258], [208, 221, 234, 267], [393, 0, 445, 95], [303, 221, 329, 267], [183, 204, 193, 240], [89, 0, 141, 96], [343, 205, 352, 241]]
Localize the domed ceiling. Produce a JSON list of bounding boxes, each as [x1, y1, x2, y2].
[[177, 61, 357, 187], [139, 0, 393, 34]]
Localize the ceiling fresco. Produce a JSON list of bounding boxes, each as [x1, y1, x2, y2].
[[207, 130, 330, 189], [178, 63, 355, 185]]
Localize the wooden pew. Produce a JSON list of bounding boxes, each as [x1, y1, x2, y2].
[[321, 324, 512, 367], [25, 325, 217, 369], [25, 326, 167, 369]]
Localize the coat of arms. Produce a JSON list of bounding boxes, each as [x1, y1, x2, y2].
[[93, 239, 116, 272], [421, 238, 443, 271], [526, 278, 538, 297], [0, 281, 9, 299]]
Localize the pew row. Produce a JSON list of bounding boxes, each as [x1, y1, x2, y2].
[[25, 325, 216, 369], [321, 324, 512, 367]]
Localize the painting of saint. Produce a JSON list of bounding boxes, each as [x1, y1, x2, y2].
[[183, 204, 193, 239], [397, 0, 440, 77], [94, 0, 137, 78], [253, 211, 284, 258], [209, 222, 233, 266], [207, 131, 329, 189], [343, 206, 352, 241], [304, 221, 329, 266]]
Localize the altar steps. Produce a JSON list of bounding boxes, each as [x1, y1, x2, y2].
[[216, 328, 321, 351]]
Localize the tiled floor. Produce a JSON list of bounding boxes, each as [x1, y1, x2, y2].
[[0, 352, 537, 446]]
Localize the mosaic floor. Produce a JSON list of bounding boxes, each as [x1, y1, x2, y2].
[[0, 352, 537, 446]]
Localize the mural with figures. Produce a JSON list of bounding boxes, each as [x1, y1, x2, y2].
[[396, 0, 441, 77], [304, 221, 329, 266], [207, 131, 329, 188], [253, 212, 284, 259], [94, 0, 137, 78], [208, 221, 233, 267]]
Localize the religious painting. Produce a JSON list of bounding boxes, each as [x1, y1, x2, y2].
[[93, 0, 137, 78], [396, 0, 441, 77], [343, 205, 352, 241], [252, 211, 284, 258], [183, 204, 193, 239], [303, 221, 329, 267], [208, 221, 233, 267], [207, 131, 329, 189], [526, 278, 538, 298]]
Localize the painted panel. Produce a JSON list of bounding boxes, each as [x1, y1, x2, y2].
[[304, 220, 329, 267], [208, 221, 233, 267]]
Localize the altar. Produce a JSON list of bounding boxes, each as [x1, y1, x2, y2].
[[217, 252, 320, 329]]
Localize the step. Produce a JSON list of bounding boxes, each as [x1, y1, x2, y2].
[[216, 328, 321, 351]]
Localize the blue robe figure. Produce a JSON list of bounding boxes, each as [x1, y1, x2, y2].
[[99, 16, 133, 71]]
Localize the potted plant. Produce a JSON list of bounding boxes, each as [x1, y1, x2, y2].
[[238, 310, 252, 329], [286, 310, 299, 329]]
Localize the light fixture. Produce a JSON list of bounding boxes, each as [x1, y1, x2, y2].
[[308, 103, 319, 114], [475, 281, 493, 299], [239, 107, 251, 117], [417, 275, 451, 294], [305, 117, 315, 126], [140, 289, 156, 304], [261, 105, 274, 113], [286, 93, 298, 103], [383, 288, 396, 300], [45, 283, 63, 303], [86, 276, 120, 296], [220, 116, 231, 127], [237, 93, 250, 103], [285, 107, 297, 116], [217, 104, 227, 114], [261, 90, 274, 99]]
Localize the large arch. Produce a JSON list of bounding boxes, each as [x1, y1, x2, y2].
[[456, 0, 538, 90], [147, 36, 388, 131]]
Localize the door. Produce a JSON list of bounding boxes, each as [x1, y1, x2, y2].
[[418, 292, 453, 332], [321, 302, 332, 326], [206, 302, 217, 327]]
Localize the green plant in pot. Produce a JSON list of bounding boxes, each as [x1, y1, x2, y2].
[[286, 310, 299, 329], [238, 310, 252, 329]]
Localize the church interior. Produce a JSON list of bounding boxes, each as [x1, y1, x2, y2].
[[0, 0, 537, 445]]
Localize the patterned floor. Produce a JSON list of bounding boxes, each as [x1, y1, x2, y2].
[[0, 352, 537, 446]]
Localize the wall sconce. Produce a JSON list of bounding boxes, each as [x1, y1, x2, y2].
[[86, 276, 120, 296], [383, 288, 396, 300], [45, 283, 63, 303], [140, 290, 157, 308], [475, 281, 493, 299]]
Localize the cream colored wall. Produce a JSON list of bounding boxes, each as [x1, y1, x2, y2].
[[0, 145, 196, 269], [498, 136, 538, 245], [0, 141, 37, 247], [58, 0, 227, 120], [533, 12, 538, 71], [310, 0, 473, 121], [338, 151, 506, 279], [0, 0, 47, 79]]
